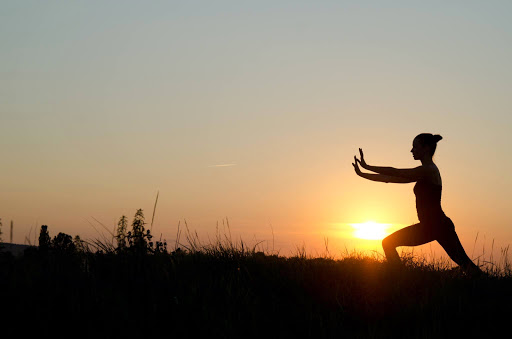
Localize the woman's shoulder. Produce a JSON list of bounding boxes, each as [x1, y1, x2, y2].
[[421, 163, 442, 186]]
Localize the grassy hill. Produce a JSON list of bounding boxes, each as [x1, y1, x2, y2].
[[0, 236, 510, 338]]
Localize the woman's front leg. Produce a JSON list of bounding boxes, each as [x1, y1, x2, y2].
[[382, 223, 435, 264]]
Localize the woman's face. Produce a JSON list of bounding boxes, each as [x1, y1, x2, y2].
[[411, 138, 428, 160]]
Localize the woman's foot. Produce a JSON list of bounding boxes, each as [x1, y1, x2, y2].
[[463, 264, 484, 277]]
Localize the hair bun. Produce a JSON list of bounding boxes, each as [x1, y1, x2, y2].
[[433, 134, 443, 142]]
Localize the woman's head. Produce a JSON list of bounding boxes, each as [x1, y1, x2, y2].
[[411, 133, 443, 160]]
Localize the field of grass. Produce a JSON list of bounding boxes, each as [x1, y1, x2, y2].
[[1, 215, 511, 338]]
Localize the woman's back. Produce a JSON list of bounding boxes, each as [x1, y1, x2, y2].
[[414, 167, 446, 223]]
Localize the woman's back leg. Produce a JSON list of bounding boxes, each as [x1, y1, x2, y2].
[[436, 219, 479, 272]]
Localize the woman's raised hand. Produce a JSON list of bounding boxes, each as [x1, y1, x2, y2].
[[353, 148, 370, 176], [358, 148, 368, 169]]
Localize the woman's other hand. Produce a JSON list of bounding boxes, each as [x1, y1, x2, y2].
[[358, 148, 369, 169], [352, 156, 362, 176]]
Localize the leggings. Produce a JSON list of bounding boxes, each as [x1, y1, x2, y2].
[[382, 217, 478, 269]]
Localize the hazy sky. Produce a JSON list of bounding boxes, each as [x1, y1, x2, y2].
[[2, 1, 511, 260]]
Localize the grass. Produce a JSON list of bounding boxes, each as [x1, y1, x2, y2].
[[0, 220, 511, 339]]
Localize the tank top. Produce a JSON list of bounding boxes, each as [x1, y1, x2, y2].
[[413, 179, 446, 223]]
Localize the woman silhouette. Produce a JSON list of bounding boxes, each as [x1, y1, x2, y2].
[[352, 133, 479, 273]]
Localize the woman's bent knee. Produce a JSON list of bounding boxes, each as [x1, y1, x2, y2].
[[382, 236, 394, 251]]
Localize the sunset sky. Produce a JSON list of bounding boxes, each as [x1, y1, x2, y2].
[[2, 1, 511, 260]]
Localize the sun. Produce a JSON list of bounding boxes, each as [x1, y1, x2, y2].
[[350, 221, 391, 240]]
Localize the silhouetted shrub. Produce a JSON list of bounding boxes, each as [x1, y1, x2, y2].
[[126, 209, 153, 254], [38, 225, 51, 252], [52, 232, 76, 254]]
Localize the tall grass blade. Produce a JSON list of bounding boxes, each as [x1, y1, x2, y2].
[[151, 190, 159, 232]]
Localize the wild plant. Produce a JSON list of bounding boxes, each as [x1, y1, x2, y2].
[[126, 209, 153, 253], [73, 235, 88, 252], [115, 215, 128, 250]]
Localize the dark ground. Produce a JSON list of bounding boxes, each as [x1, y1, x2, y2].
[[0, 246, 510, 339]]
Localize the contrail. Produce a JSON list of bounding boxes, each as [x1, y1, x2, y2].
[[208, 163, 237, 167]]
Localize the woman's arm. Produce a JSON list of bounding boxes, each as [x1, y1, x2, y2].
[[365, 165, 427, 180], [361, 173, 416, 184], [353, 157, 415, 183], [357, 148, 428, 180], [360, 172, 416, 183]]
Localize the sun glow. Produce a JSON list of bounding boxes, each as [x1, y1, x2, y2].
[[350, 221, 392, 240]]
